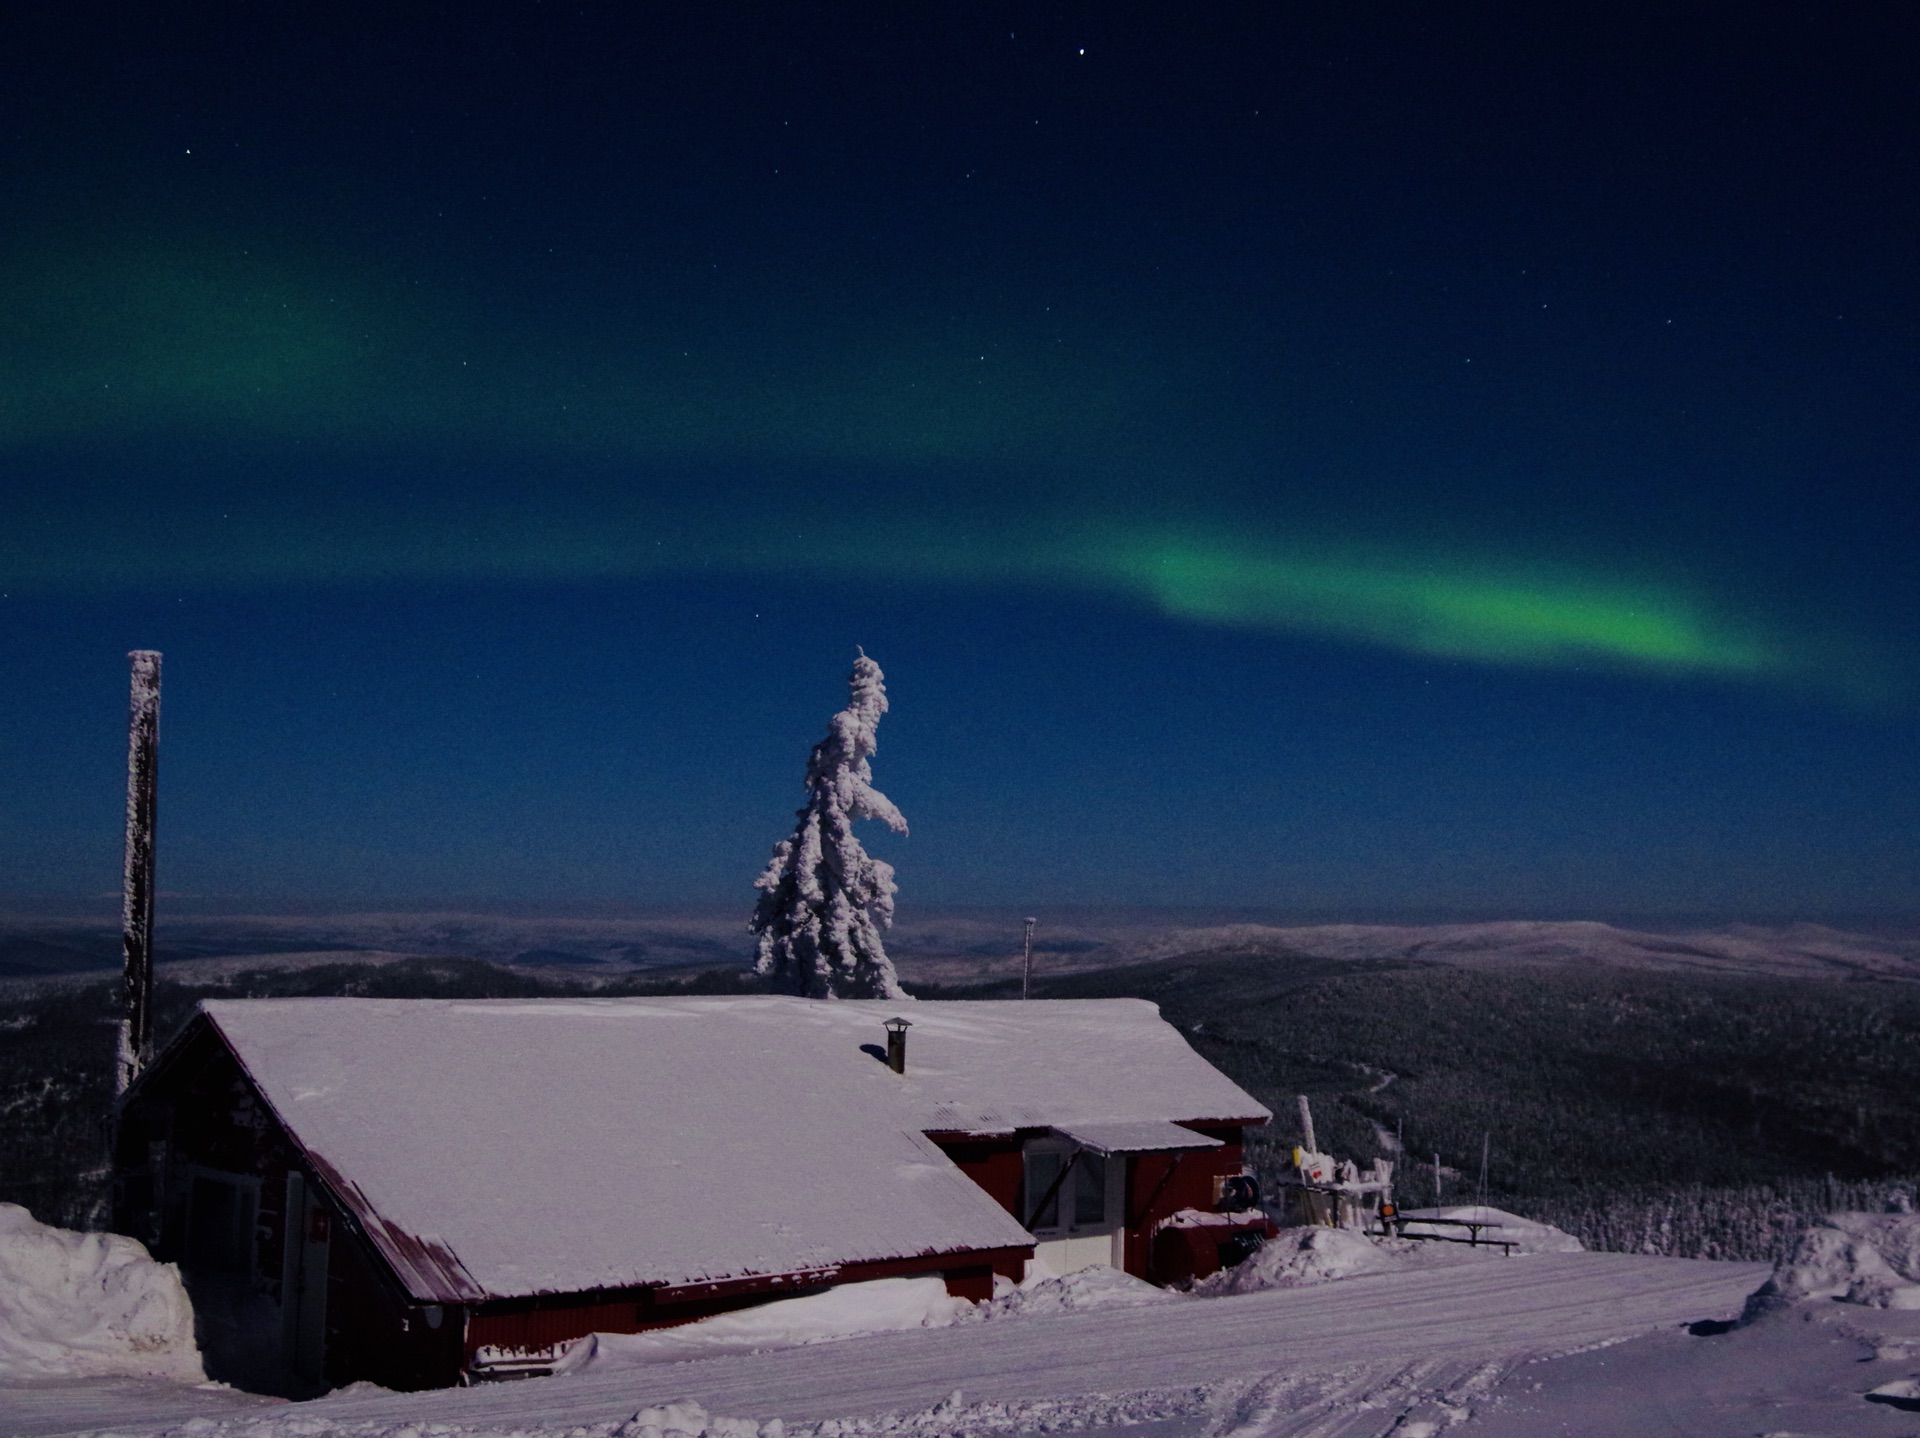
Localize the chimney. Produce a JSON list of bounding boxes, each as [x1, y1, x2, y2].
[[883, 1016, 911, 1073], [117, 650, 162, 1096]]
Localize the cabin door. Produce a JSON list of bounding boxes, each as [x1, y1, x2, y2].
[[278, 1172, 329, 1382]]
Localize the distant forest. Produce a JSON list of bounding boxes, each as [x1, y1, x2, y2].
[[5, 953, 1918, 1262], [943, 956, 1920, 1261]]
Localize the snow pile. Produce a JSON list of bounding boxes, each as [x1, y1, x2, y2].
[[124, 1388, 1216, 1438], [965, 1264, 1185, 1321], [782, 1385, 1208, 1436], [573, 1277, 971, 1372], [1196, 1226, 1406, 1294], [619, 1401, 767, 1437], [1196, 1210, 1581, 1296], [1748, 1210, 1920, 1313], [1398, 1206, 1586, 1254], [132, 1401, 778, 1438], [565, 1269, 1179, 1376], [0, 1202, 203, 1382]]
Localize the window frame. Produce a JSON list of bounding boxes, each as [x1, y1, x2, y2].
[[1021, 1135, 1123, 1238]]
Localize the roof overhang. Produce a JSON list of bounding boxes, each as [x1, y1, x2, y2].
[[1056, 1121, 1226, 1155]]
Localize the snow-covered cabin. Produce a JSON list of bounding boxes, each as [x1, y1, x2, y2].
[[113, 996, 1269, 1390]]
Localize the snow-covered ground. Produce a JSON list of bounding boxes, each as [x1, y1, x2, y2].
[[2, 1250, 1764, 1438], [33, 1209, 1920, 1437]]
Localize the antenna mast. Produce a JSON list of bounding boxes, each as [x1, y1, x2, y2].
[[116, 651, 161, 1096], [1020, 917, 1036, 999]]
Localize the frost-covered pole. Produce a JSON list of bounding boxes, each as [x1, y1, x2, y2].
[[1297, 1094, 1317, 1154], [116, 650, 161, 1097], [1020, 917, 1036, 999]]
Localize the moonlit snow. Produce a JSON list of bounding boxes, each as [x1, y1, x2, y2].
[[565, 1269, 1181, 1373], [30, 1209, 1920, 1435], [1747, 1207, 1920, 1311], [571, 1279, 973, 1372], [0, 1203, 203, 1382], [1397, 1207, 1587, 1255]]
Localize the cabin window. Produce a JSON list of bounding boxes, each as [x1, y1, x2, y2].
[[1025, 1149, 1063, 1229], [1073, 1151, 1107, 1227], [1022, 1139, 1116, 1237]]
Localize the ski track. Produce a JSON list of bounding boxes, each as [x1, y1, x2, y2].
[[0, 1253, 1766, 1438]]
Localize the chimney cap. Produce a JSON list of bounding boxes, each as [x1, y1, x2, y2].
[[882, 1015, 912, 1034]]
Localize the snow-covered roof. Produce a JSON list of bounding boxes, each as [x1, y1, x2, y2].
[[189, 996, 1266, 1304]]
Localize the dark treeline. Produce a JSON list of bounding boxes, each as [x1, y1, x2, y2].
[[1010, 956, 1920, 1261], [9, 954, 1920, 1263]]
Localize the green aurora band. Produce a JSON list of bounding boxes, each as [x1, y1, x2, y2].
[[0, 238, 1855, 690]]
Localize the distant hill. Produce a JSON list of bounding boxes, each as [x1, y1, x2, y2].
[[897, 916, 1920, 986], [5, 911, 1915, 984], [1098, 919, 1920, 983], [0, 936, 117, 978]]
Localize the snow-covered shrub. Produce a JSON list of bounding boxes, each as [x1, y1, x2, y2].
[[750, 652, 910, 999], [1523, 1178, 1920, 1264], [1746, 1210, 1920, 1316], [0, 1201, 203, 1381]]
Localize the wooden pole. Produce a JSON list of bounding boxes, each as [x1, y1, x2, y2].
[[116, 651, 161, 1097], [1020, 916, 1036, 999]]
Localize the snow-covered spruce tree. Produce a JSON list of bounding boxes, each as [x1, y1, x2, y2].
[[750, 651, 910, 999]]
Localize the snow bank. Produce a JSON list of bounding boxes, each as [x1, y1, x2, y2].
[[119, 1387, 1213, 1438], [573, 1277, 971, 1372], [1196, 1210, 1580, 1296], [964, 1264, 1184, 1320], [1195, 1226, 1406, 1294], [0, 1202, 203, 1382], [1398, 1206, 1585, 1254], [1748, 1211, 1920, 1313], [129, 1400, 777, 1438], [566, 1269, 1177, 1375]]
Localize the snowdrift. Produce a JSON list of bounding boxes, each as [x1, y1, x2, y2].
[[964, 1264, 1182, 1320], [1196, 1226, 1404, 1294], [1398, 1206, 1586, 1254], [1197, 1210, 1582, 1296], [571, 1277, 971, 1373], [569, 1268, 1181, 1374], [0, 1202, 204, 1382], [1748, 1210, 1920, 1314]]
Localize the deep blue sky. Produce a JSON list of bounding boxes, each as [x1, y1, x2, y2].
[[1, 3, 1916, 917]]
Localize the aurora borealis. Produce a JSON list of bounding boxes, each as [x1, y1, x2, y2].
[[2, 3, 1916, 914]]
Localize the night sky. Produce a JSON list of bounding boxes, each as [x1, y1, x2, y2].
[[2, 3, 1916, 918]]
